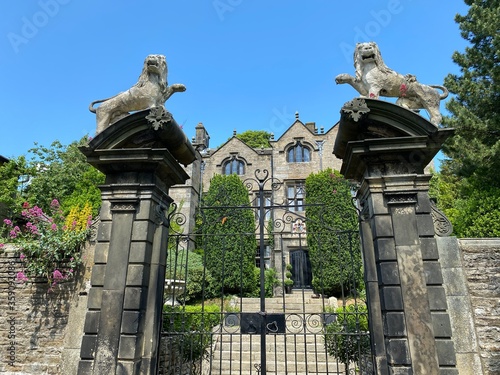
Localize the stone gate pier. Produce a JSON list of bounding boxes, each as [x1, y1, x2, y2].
[[334, 98, 458, 375], [77, 108, 196, 374]]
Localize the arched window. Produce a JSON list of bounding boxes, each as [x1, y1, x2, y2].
[[223, 157, 245, 175], [287, 142, 311, 163]]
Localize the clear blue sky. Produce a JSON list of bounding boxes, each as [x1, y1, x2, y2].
[[0, 1, 469, 161]]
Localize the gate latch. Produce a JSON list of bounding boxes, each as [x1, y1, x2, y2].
[[240, 313, 286, 334]]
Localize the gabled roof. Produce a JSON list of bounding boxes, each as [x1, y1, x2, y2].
[[272, 113, 336, 143], [206, 135, 265, 157]]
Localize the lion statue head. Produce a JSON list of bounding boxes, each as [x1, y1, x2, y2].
[[353, 42, 393, 82]]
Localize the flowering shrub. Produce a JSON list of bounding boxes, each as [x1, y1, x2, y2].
[[0, 200, 92, 290]]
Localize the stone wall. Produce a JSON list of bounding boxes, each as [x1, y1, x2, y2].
[[459, 239, 500, 375], [0, 243, 93, 375], [438, 237, 500, 375]]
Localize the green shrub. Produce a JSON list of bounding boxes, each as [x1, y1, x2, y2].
[[166, 247, 215, 302], [200, 174, 257, 296], [264, 268, 280, 297], [0, 200, 91, 288], [305, 169, 363, 297], [324, 304, 370, 368], [163, 303, 221, 361]]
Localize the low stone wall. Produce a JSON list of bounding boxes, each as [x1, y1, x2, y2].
[[459, 239, 500, 375], [0, 244, 93, 374]]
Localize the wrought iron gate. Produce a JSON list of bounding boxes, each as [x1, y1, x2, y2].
[[159, 170, 373, 374]]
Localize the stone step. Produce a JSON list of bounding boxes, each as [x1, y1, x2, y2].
[[239, 303, 326, 313], [237, 295, 330, 314], [208, 359, 347, 374], [212, 348, 331, 362], [212, 336, 329, 352], [203, 295, 347, 375]]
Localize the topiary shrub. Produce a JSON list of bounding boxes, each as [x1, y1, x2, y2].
[[200, 174, 257, 296], [305, 169, 363, 297], [264, 267, 280, 297]]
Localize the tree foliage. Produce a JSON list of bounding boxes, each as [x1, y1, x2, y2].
[[0, 156, 31, 218], [200, 174, 258, 296], [305, 169, 362, 297], [442, 1, 500, 186], [432, 1, 500, 237], [430, 170, 500, 237], [0, 137, 104, 218], [233, 130, 271, 148]]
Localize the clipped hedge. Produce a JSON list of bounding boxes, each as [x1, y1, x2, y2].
[[305, 169, 363, 297], [200, 174, 258, 296]]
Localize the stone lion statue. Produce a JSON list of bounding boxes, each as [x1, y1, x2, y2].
[[335, 42, 448, 125], [89, 54, 186, 133]]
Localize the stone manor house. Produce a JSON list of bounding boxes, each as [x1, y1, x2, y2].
[[169, 112, 343, 287]]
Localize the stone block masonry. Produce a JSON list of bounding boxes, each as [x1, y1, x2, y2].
[[459, 239, 500, 375], [0, 243, 93, 374]]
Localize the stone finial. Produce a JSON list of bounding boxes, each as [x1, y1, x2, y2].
[[295, 111, 299, 120], [341, 98, 370, 122], [334, 42, 448, 126]]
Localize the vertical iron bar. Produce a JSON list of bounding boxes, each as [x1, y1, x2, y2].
[[258, 177, 267, 375]]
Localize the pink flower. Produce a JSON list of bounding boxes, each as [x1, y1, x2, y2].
[[3, 218, 12, 226], [333, 189, 337, 194], [16, 271, 29, 282], [53, 269, 64, 281], [20, 253, 26, 260], [50, 199, 60, 208], [25, 205, 44, 219], [22, 202, 30, 209], [0, 243, 4, 249], [51, 223, 57, 231], [30, 225, 39, 235], [9, 226, 21, 238]]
